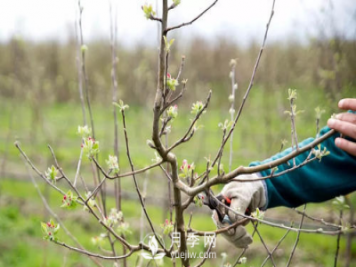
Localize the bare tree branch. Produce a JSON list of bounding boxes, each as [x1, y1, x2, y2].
[[167, 90, 212, 153], [286, 204, 307, 267], [93, 158, 163, 179], [261, 224, 293, 267], [175, 129, 335, 197], [165, 0, 219, 33], [210, 0, 276, 169], [334, 210, 343, 267], [120, 108, 167, 252]]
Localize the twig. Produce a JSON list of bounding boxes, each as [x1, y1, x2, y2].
[[194, 234, 215, 267], [162, 81, 187, 114], [54, 240, 135, 260], [345, 198, 354, 267], [293, 209, 341, 229], [15, 142, 66, 196], [78, 0, 95, 138], [210, 0, 276, 169], [231, 155, 318, 182], [93, 158, 163, 179], [159, 164, 174, 223], [47, 145, 83, 198], [176, 55, 186, 81], [167, 90, 212, 152], [175, 129, 335, 197], [107, 233, 118, 266], [188, 218, 249, 236], [159, 117, 172, 137], [261, 224, 293, 267], [159, 164, 173, 182], [120, 108, 167, 252], [85, 176, 107, 203], [75, 3, 87, 125], [217, 129, 226, 177], [16, 141, 160, 256], [109, 0, 121, 212], [288, 92, 299, 166], [232, 225, 258, 267], [149, 15, 162, 22], [229, 60, 237, 172], [209, 194, 352, 235], [334, 210, 343, 267], [73, 147, 83, 187], [140, 173, 149, 241], [165, 0, 219, 33], [253, 223, 276, 267], [286, 204, 307, 267], [23, 158, 104, 267], [77, 0, 105, 214]]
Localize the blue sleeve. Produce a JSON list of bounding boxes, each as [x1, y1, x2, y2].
[[249, 120, 356, 209]]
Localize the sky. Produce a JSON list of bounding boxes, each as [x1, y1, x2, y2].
[[1, 0, 355, 47]]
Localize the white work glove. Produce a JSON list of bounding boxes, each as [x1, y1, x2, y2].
[[212, 173, 267, 248]]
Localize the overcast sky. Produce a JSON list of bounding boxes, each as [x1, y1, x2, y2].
[[1, 0, 355, 46]]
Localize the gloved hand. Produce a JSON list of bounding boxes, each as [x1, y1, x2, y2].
[[212, 173, 267, 248]]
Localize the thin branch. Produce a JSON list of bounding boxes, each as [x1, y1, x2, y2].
[[176, 55, 186, 81], [26, 164, 104, 267], [73, 147, 84, 187], [217, 129, 226, 177], [210, 0, 276, 169], [165, 0, 219, 33], [109, 0, 121, 212], [231, 155, 318, 182], [160, 165, 172, 181], [188, 218, 249, 236], [15, 142, 66, 196], [75, 3, 87, 125], [229, 60, 237, 172], [120, 108, 167, 252], [93, 158, 163, 179], [167, 90, 212, 152], [47, 145, 83, 198], [194, 234, 215, 267], [85, 176, 107, 203], [293, 209, 341, 229], [286, 204, 307, 267], [253, 223, 276, 267], [232, 227, 259, 267], [261, 224, 293, 267], [148, 13, 162, 22], [162, 56, 187, 107], [175, 129, 335, 197], [159, 117, 172, 137], [78, 0, 95, 138], [209, 194, 353, 235], [162, 81, 187, 114], [16, 144, 141, 252], [77, 0, 105, 214], [54, 241, 135, 260], [334, 210, 343, 267]]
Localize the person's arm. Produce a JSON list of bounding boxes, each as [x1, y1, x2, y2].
[[250, 122, 356, 209], [213, 99, 356, 248]]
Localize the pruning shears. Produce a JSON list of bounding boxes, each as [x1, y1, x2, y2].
[[197, 189, 251, 225], [197, 189, 233, 224]]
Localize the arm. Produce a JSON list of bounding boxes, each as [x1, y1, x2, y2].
[[250, 122, 356, 208], [213, 99, 356, 248], [250, 100, 356, 209]]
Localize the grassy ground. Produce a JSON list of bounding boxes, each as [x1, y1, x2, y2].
[[1, 86, 355, 266]]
